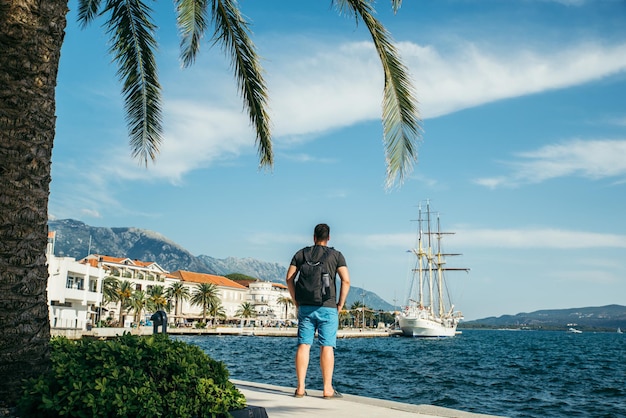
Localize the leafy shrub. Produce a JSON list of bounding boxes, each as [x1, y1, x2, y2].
[[18, 334, 246, 417]]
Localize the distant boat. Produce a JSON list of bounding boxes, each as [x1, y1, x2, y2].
[[397, 201, 468, 338], [568, 327, 582, 334], [618, 327, 623, 334]]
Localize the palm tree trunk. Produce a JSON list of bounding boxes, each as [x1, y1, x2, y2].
[[0, 0, 68, 407]]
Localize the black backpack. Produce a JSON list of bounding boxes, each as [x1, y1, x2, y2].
[[295, 247, 332, 306]]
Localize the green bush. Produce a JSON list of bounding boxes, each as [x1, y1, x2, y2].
[[18, 334, 246, 417]]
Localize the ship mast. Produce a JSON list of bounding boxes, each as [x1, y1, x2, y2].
[[436, 214, 445, 318], [417, 204, 425, 309], [426, 200, 434, 316], [433, 212, 470, 319]]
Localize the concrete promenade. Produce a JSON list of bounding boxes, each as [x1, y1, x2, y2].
[[51, 326, 400, 339], [232, 380, 504, 418]]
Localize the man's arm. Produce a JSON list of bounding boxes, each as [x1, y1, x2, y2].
[[286, 264, 298, 309], [336, 266, 350, 312]]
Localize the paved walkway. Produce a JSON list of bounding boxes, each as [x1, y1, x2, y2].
[[232, 380, 505, 418]]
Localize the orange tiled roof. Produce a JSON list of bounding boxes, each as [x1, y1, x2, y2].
[[133, 259, 156, 267], [91, 255, 130, 264], [272, 283, 288, 290], [170, 270, 247, 289], [85, 254, 164, 270], [80, 258, 100, 268]]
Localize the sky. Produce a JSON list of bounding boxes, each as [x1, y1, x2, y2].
[[49, 0, 626, 320]]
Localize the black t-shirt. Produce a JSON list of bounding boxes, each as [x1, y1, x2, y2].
[[290, 245, 347, 308]]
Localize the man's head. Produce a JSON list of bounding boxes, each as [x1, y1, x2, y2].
[[314, 223, 330, 243]]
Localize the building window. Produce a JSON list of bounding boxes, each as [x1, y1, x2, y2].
[[135, 284, 142, 291], [66, 276, 84, 290]]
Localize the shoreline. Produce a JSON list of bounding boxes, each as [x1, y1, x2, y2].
[[51, 326, 401, 340]]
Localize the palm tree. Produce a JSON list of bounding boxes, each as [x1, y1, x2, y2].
[[351, 301, 366, 328], [102, 276, 120, 305], [147, 285, 169, 313], [208, 300, 227, 326], [338, 308, 351, 329], [98, 275, 120, 323], [190, 283, 219, 323], [0, 0, 419, 406], [277, 295, 294, 321], [235, 302, 257, 327], [165, 281, 190, 321], [129, 290, 148, 324], [116, 280, 134, 326]]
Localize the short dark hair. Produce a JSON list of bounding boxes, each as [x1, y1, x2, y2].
[[314, 223, 330, 241]]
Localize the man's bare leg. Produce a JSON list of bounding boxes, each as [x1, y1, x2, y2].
[[295, 343, 311, 395], [320, 345, 335, 396]]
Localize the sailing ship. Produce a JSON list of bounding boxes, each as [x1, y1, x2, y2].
[[398, 201, 468, 337]]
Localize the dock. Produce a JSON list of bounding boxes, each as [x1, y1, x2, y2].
[[233, 379, 504, 418]]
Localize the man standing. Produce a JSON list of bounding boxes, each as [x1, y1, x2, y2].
[[286, 223, 350, 399]]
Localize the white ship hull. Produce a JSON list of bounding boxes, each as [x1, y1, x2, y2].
[[398, 314, 458, 337]]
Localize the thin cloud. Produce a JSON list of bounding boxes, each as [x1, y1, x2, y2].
[[453, 227, 626, 249], [544, 0, 587, 6], [475, 139, 626, 187], [280, 153, 337, 164], [347, 227, 626, 250], [552, 270, 618, 285], [80, 209, 102, 218], [608, 116, 626, 127], [401, 41, 626, 118]]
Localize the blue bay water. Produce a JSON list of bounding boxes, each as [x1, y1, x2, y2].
[[177, 330, 626, 417]]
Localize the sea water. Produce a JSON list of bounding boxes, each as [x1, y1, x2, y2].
[[177, 330, 626, 417]]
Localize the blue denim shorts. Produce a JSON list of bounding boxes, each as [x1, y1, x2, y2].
[[297, 306, 338, 347]]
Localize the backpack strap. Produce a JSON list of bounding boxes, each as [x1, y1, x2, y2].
[[303, 246, 331, 265]]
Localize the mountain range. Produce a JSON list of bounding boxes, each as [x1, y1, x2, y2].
[[48, 219, 396, 311], [462, 304, 626, 331]]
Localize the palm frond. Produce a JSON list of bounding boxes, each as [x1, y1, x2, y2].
[[336, 0, 421, 188], [175, 0, 210, 65], [77, 0, 104, 27], [391, 0, 402, 14], [210, 0, 272, 168], [103, 0, 163, 165]]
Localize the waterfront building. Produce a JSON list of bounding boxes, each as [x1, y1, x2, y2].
[[46, 232, 106, 330], [247, 281, 295, 322], [81, 254, 176, 327], [169, 270, 248, 323]]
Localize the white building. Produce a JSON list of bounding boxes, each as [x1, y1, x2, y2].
[[46, 232, 106, 330], [248, 281, 295, 322], [81, 254, 176, 327], [169, 270, 248, 322]]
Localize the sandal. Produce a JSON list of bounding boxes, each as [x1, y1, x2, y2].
[[323, 389, 343, 399], [294, 390, 307, 398]]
